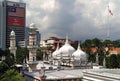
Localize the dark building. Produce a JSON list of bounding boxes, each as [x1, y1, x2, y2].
[[1, 0, 26, 49]]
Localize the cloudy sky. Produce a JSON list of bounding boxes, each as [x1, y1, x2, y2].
[[7, 0, 120, 41]]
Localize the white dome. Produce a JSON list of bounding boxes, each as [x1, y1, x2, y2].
[[58, 36, 75, 57], [10, 30, 15, 36], [52, 43, 60, 58], [30, 23, 36, 28], [72, 43, 87, 61]]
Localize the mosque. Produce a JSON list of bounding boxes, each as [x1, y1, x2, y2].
[[51, 36, 87, 68], [9, 23, 120, 81]]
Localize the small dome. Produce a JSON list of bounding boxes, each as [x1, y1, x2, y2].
[[30, 23, 36, 28], [10, 30, 15, 36], [58, 36, 75, 57], [52, 43, 60, 58], [72, 43, 87, 61]]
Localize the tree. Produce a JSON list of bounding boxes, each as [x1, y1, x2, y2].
[[16, 47, 29, 64], [82, 39, 92, 62], [0, 62, 9, 76], [4, 53, 15, 67], [92, 38, 102, 48], [113, 40, 120, 47], [109, 54, 119, 68], [77, 78, 83, 81], [0, 69, 25, 81], [117, 54, 120, 68], [106, 56, 110, 68], [0, 49, 4, 56], [36, 49, 43, 60]]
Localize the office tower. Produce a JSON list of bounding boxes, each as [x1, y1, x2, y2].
[[0, 0, 26, 50]]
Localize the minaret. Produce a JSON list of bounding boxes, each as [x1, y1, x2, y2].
[[27, 23, 38, 62], [9, 30, 17, 61]]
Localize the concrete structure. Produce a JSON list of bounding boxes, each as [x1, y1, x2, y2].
[[27, 23, 38, 62], [23, 61, 120, 81], [24, 61, 83, 81], [0, 0, 26, 50], [24, 69, 83, 81], [83, 69, 120, 81], [25, 27, 41, 47], [40, 37, 74, 51], [9, 30, 17, 60]]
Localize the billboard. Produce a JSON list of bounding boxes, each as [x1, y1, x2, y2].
[[8, 17, 25, 27], [7, 6, 25, 17]]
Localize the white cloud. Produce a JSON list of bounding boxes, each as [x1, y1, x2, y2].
[[8, 0, 120, 40]]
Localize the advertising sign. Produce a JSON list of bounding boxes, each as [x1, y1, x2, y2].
[[7, 6, 25, 17], [8, 17, 25, 27]]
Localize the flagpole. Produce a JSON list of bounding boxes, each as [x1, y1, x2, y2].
[[107, 5, 110, 40]]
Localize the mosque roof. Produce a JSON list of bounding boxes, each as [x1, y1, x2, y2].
[[52, 43, 60, 58], [10, 30, 15, 36], [58, 36, 75, 56], [30, 23, 37, 29], [72, 43, 87, 60]]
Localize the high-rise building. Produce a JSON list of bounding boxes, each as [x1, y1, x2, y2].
[[0, 0, 26, 50]]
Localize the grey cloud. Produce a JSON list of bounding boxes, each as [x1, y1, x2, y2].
[[9, 0, 120, 40]]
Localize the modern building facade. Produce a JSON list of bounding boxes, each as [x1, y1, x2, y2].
[[0, 0, 26, 50]]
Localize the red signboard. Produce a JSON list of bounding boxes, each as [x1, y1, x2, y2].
[[8, 17, 25, 27], [8, 7, 25, 17]]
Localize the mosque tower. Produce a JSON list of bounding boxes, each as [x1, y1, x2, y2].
[[9, 30, 17, 60], [27, 23, 38, 62]]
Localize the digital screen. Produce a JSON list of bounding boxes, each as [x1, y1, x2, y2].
[[8, 17, 25, 27]]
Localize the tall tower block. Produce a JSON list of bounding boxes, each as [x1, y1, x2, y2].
[[1, 0, 26, 49], [27, 23, 38, 62], [9, 30, 17, 60]]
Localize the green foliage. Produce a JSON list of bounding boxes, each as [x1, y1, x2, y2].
[[0, 69, 25, 81], [113, 40, 120, 47], [91, 38, 102, 48], [16, 47, 29, 64], [4, 54, 15, 67], [106, 57, 110, 68], [0, 49, 5, 56], [0, 62, 9, 76], [77, 78, 83, 81], [36, 49, 43, 60], [82, 39, 92, 48], [88, 53, 96, 62], [106, 54, 119, 68], [109, 54, 119, 68], [117, 54, 120, 68]]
